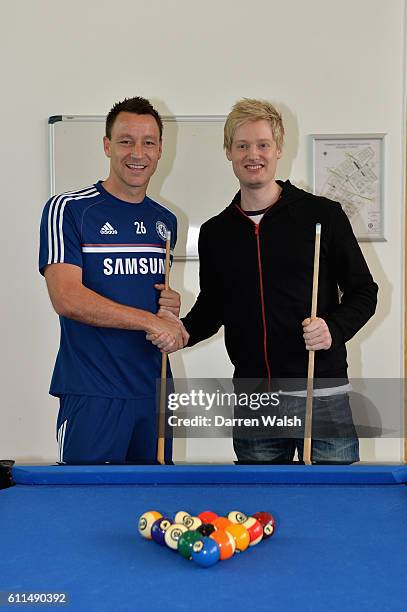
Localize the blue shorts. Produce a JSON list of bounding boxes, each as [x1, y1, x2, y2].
[[233, 393, 360, 464], [56, 395, 172, 464]]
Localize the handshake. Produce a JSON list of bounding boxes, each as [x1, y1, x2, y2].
[[146, 285, 189, 354]]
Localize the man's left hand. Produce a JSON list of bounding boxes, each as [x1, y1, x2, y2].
[[154, 284, 181, 317], [302, 317, 332, 351]]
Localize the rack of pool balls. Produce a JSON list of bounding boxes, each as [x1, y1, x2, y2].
[[138, 509, 276, 568]]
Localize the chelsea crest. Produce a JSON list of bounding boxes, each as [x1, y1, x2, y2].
[[156, 221, 168, 241]]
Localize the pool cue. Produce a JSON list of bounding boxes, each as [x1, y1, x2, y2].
[[157, 231, 172, 465], [303, 223, 321, 465]]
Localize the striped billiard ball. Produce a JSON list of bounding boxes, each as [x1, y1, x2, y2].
[[182, 515, 202, 530], [210, 530, 236, 560], [227, 510, 248, 525], [164, 523, 188, 550], [252, 511, 276, 539], [243, 517, 263, 546], [138, 511, 162, 540], [225, 523, 250, 552], [174, 510, 191, 525]]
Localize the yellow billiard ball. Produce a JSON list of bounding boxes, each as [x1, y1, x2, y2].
[[138, 510, 162, 539]]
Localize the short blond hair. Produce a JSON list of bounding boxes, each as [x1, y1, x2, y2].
[[224, 98, 284, 151]]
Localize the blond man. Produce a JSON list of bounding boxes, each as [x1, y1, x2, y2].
[[152, 99, 378, 463]]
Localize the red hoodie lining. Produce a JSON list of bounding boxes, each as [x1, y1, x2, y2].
[[234, 205, 271, 388]]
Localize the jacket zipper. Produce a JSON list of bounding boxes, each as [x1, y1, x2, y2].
[[235, 205, 272, 388], [254, 222, 272, 389]]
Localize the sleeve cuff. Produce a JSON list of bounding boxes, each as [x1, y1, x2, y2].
[[325, 319, 344, 350]]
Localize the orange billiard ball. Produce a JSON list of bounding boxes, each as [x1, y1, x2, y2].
[[210, 530, 236, 560], [212, 516, 233, 531]]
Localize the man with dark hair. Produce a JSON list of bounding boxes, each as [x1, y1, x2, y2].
[[39, 96, 187, 465], [105, 97, 163, 140]]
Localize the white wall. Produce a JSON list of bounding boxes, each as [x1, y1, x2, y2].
[[1, 0, 405, 463]]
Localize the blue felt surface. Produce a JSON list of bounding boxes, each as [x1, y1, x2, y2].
[[1, 468, 407, 611]]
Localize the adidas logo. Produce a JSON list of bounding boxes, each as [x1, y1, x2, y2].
[[100, 222, 118, 235]]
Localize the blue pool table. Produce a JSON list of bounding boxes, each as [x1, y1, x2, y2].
[[1, 465, 407, 611]]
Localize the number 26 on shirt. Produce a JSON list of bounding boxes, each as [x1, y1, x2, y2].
[[134, 221, 147, 234]]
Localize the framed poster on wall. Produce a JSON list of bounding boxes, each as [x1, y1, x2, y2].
[[312, 133, 385, 241]]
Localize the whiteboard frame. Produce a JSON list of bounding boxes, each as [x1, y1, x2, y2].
[[48, 114, 228, 260], [48, 114, 226, 197]]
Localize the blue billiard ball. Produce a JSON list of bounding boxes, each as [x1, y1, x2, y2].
[[151, 517, 173, 546], [191, 536, 220, 568]]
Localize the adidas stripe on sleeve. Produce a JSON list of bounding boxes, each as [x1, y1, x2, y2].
[[39, 187, 98, 275]]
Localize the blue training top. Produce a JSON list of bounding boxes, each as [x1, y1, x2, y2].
[[39, 181, 177, 399]]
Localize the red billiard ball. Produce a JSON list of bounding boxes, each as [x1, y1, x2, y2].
[[151, 517, 174, 545], [243, 517, 263, 546], [198, 510, 218, 524], [252, 512, 276, 539]]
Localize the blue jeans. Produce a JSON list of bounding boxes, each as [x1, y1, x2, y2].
[[233, 393, 359, 464]]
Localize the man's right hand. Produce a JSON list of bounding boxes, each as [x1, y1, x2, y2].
[[147, 310, 188, 353], [147, 310, 189, 353]]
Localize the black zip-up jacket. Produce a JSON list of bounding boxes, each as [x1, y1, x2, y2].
[[182, 180, 378, 386]]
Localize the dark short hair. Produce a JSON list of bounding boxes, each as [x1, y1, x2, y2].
[[105, 97, 163, 139]]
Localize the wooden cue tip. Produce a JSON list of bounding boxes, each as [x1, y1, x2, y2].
[[315, 223, 321, 234]]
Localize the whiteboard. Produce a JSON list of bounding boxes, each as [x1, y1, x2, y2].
[[49, 115, 236, 259]]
